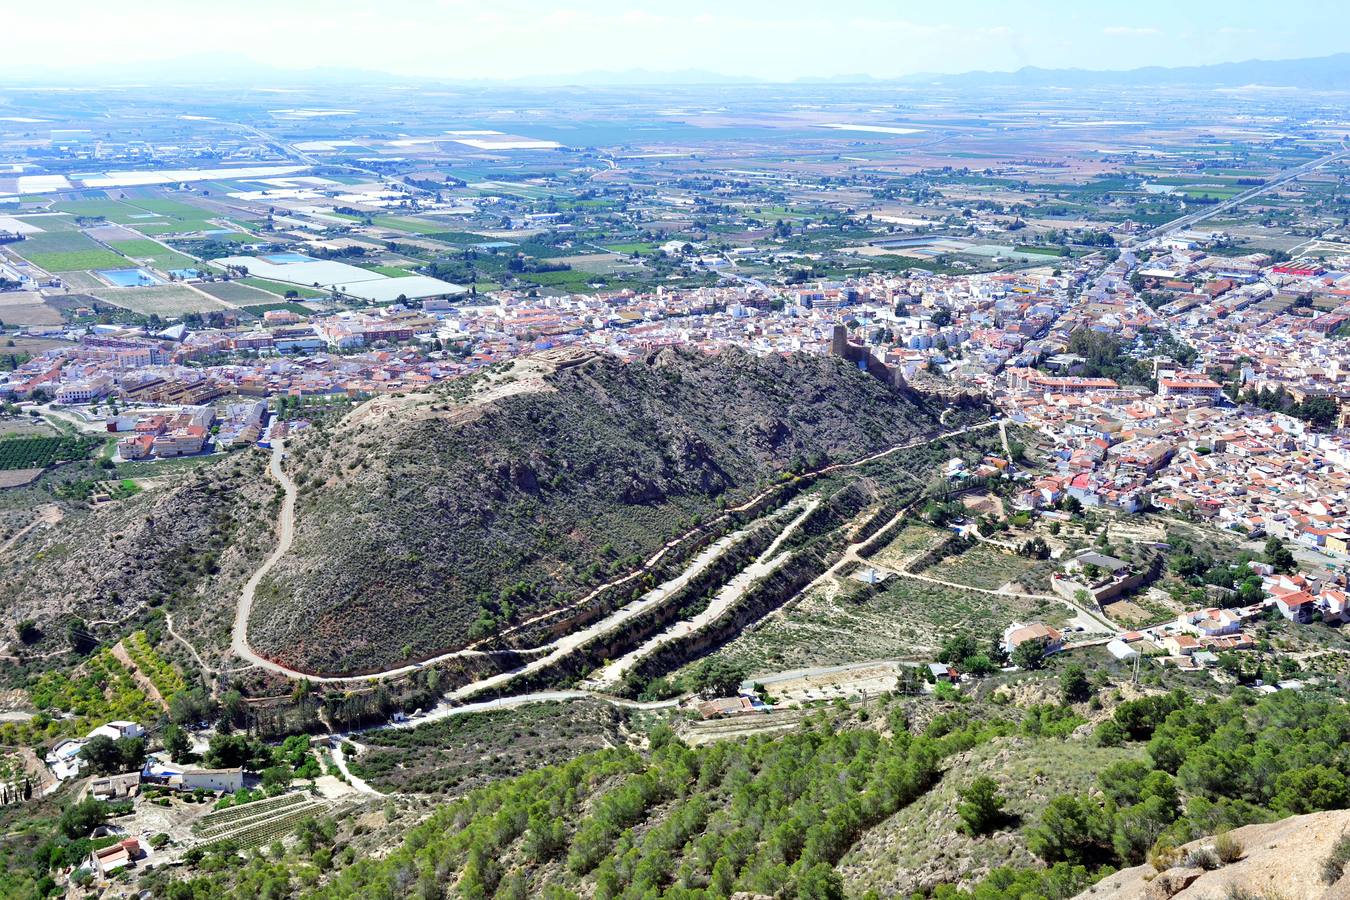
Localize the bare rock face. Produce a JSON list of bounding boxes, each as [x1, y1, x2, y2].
[[1081, 810, 1350, 900], [1325, 873, 1350, 900], [1143, 867, 1202, 900]]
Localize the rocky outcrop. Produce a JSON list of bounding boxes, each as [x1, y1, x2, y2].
[[1081, 810, 1350, 900]]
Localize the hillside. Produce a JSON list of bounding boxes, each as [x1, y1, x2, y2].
[[1086, 809, 1350, 900], [247, 348, 955, 674], [0, 453, 276, 668]]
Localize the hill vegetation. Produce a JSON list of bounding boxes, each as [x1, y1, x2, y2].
[[249, 348, 957, 674], [0, 453, 275, 668], [137, 684, 1350, 900]]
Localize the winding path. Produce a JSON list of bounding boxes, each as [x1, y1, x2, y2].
[[230, 441, 299, 674]]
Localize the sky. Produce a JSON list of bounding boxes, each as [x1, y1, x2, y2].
[[6, 0, 1350, 82]]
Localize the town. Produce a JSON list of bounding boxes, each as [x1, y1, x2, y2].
[[3, 47, 1350, 900]]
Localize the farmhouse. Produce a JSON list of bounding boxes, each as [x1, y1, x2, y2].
[[1001, 622, 1064, 657], [90, 838, 145, 876]]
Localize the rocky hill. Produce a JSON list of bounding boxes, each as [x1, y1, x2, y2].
[[0, 453, 275, 664], [247, 347, 958, 674], [1085, 809, 1350, 900]]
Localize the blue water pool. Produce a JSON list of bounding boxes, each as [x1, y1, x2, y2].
[[264, 253, 315, 264], [98, 268, 164, 287]]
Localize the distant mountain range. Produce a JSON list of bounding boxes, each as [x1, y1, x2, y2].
[[901, 53, 1350, 90], [6, 52, 1350, 91]]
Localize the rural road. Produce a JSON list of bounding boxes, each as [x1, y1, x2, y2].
[[1140, 142, 1350, 242], [897, 566, 1115, 634], [388, 689, 680, 731], [230, 440, 298, 674]]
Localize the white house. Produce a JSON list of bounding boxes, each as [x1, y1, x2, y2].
[[180, 768, 244, 793]]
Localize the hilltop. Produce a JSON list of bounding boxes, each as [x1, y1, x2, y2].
[[246, 348, 955, 674]]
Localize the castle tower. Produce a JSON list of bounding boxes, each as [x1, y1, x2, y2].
[[831, 323, 848, 358]]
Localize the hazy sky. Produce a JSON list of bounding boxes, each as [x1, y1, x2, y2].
[[8, 0, 1350, 81]]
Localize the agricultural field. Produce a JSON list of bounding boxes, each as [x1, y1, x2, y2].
[[0, 292, 62, 326], [239, 302, 312, 317], [106, 238, 196, 271], [869, 523, 954, 570], [52, 198, 155, 224], [238, 277, 326, 299], [198, 281, 284, 305], [0, 435, 98, 470], [9, 214, 81, 232], [923, 543, 1041, 591], [11, 231, 126, 272], [351, 699, 627, 796], [358, 264, 418, 277], [192, 792, 332, 851], [124, 630, 188, 702], [369, 215, 451, 235], [92, 284, 227, 316], [687, 574, 1070, 676], [0, 649, 160, 746], [51, 271, 106, 291]]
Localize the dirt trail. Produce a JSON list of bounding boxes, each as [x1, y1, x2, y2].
[[111, 640, 169, 711], [583, 497, 819, 691]]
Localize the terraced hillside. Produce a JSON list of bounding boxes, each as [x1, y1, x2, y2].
[[248, 348, 964, 674]]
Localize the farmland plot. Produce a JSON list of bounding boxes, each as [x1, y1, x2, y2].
[[93, 285, 227, 316], [684, 574, 1069, 675], [923, 543, 1039, 590]]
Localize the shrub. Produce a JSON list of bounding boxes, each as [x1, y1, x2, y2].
[[1214, 831, 1244, 864], [1184, 846, 1221, 871], [1322, 832, 1350, 884], [1148, 839, 1182, 872]]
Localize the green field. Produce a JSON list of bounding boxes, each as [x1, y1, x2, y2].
[[198, 281, 283, 305], [10, 214, 81, 232], [239, 302, 313, 317], [603, 241, 660, 254], [516, 268, 600, 289], [106, 238, 195, 270], [238, 277, 326, 299], [369, 215, 453, 235], [359, 264, 417, 277], [52, 199, 156, 224], [23, 250, 129, 272], [11, 231, 128, 272], [0, 435, 98, 470], [13, 231, 102, 254]]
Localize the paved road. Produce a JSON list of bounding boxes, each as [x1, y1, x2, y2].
[[1138, 143, 1350, 242]]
